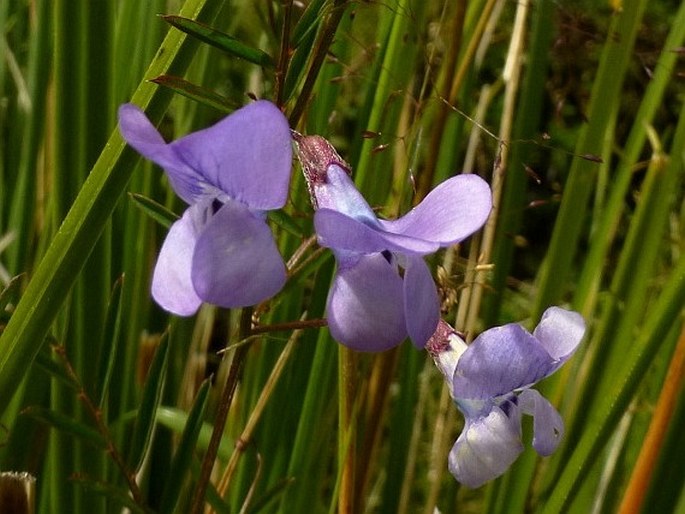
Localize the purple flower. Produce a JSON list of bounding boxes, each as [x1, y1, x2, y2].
[[294, 135, 492, 351], [427, 307, 586, 488], [118, 101, 292, 315]]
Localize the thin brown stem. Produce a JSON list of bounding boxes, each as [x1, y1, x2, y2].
[[250, 317, 327, 335], [190, 308, 253, 514], [52, 345, 148, 510], [275, 0, 294, 107], [288, 0, 348, 127]]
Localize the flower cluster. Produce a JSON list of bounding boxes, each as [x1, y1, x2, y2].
[[294, 134, 492, 351], [119, 101, 583, 489], [427, 307, 586, 488]]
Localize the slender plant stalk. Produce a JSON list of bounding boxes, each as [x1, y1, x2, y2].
[[274, 0, 294, 107], [418, 0, 498, 195], [190, 308, 252, 514], [52, 345, 147, 509], [464, 0, 529, 337], [338, 346, 357, 514], [616, 324, 685, 514], [214, 327, 301, 503], [288, 0, 347, 127]]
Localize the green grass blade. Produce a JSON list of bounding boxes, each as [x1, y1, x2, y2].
[[0, 0, 228, 419], [532, 0, 648, 320], [541, 257, 685, 513], [24, 406, 106, 449], [150, 75, 238, 113], [128, 192, 180, 229], [574, 0, 685, 315], [127, 336, 169, 472], [162, 15, 275, 68], [95, 276, 124, 409], [158, 378, 211, 514]]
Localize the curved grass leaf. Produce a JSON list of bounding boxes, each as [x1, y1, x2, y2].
[[127, 335, 169, 472], [290, 0, 327, 47], [73, 477, 152, 514], [151, 75, 237, 114], [24, 406, 105, 449], [162, 15, 274, 68], [159, 378, 211, 514], [156, 406, 234, 461], [95, 276, 124, 408], [128, 192, 180, 229]]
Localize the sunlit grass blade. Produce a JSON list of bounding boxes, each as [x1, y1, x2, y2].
[[162, 15, 275, 68], [156, 407, 234, 461]]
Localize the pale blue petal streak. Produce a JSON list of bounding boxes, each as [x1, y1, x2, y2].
[[448, 402, 524, 489], [151, 201, 207, 315]]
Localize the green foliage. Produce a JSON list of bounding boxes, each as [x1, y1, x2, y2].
[[0, 0, 683, 513]]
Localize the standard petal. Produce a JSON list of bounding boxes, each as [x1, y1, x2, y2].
[[172, 100, 292, 210], [326, 253, 407, 351], [118, 104, 206, 203], [452, 324, 555, 400], [533, 307, 586, 367], [314, 209, 439, 255], [379, 174, 492, 245], [191, 199, 286, 308], [448, 403, 524, 488], [403, 256, 440, 349], [519, 389, 564, 456], [151, 203, 205, 316]]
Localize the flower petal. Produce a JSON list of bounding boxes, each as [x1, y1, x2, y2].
[[453, 324, 555, 400], [380, 175, 492, 245], [312, 164, 377, 220], [326, 253, 407, 351], [118, 104, 206, 203], [314, 209, 439, 254], [172, 100, 292, 210], [191, 199, 286, 308], [151, 202, 206, 316], [519, 389, 564, 455], [403, 256, 440, 349], [448, 402, 524, 488], [533, 307, 586, 367]]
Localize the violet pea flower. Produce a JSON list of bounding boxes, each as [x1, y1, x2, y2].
[[118, 101, 292, 315], [427, 307, 586, 488], [295, 135, 492, 352]]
